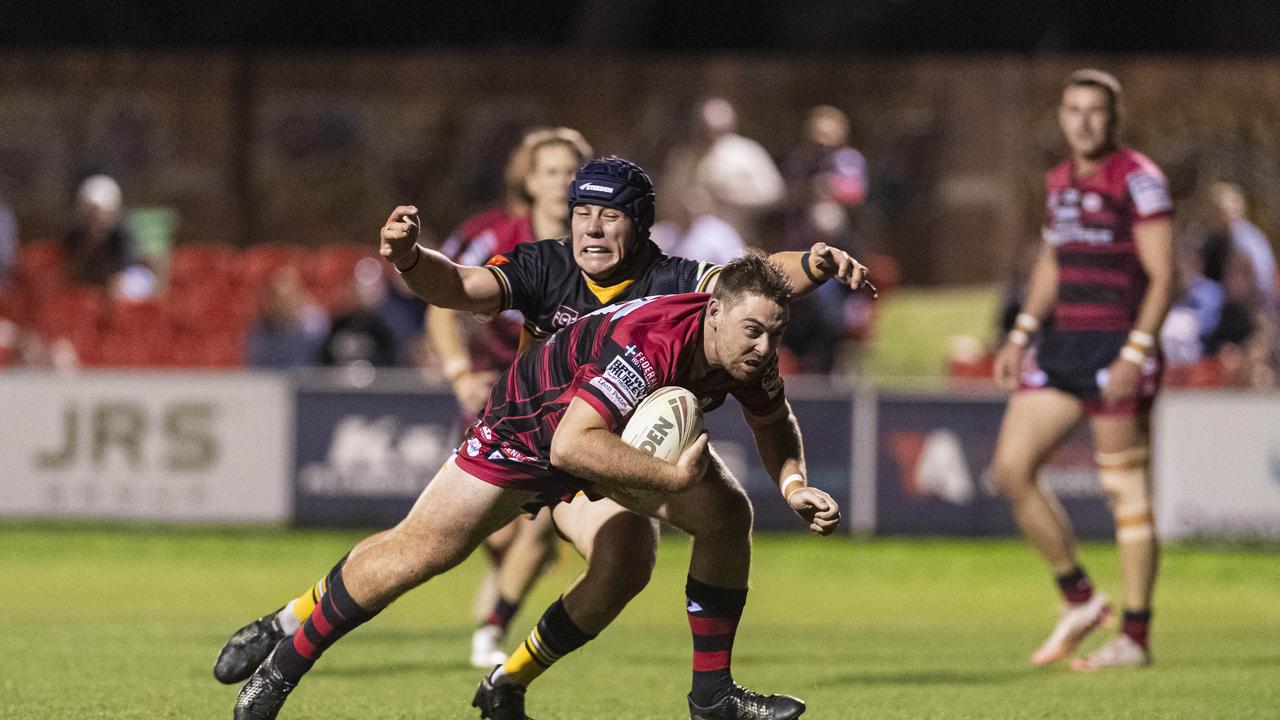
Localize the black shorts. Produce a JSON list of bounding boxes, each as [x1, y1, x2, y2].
[[1019, 330, 1161, 416]]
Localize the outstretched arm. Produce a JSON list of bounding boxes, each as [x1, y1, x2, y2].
[[765, 243, 874, 298], [379, 205, 504, 315], [743, 401, 840, 536]]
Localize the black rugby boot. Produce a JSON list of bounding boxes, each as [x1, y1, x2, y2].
[[688, 684, 806, 720], [472, 668, 533, 720], [215, 609, 287, 684], [233, 657, 298, 720]]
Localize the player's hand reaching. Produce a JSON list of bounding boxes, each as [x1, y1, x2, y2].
[[380, 205, 421, 267], [787, 486, 841, 536], [810, 242, 877, 298], [1101, 356, 1140, 404], [452, 370, 498, 416], [993, 341, 1026, 391], [669, 432, 711, 492]]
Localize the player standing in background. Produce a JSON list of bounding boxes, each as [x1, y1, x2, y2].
[[991, 70, 1176, 670], [430, 127, 593, 668], [233, 256, 842, 720]]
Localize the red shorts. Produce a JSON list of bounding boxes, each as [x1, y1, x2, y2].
[[454, 422, 594, 506]]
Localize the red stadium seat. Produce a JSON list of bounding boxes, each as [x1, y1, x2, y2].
[[169, 244, 238, 289], [237, 244, 307, 290], [35, 287, 106, 340]]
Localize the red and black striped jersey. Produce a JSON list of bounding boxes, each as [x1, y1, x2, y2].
[[483, 239, 721, 340], [1042, 148, 1172, 333], [460, 293, 784, 483]]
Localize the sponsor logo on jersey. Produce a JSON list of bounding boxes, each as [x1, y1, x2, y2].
[[604, 356, 648, 403], [478, 423, 494, 441], [552, 305, 580, 328], [578, 182, 616, 194], [499, 443, 537, 465], [1081, 191, 1103, 213], [589, 375, 634, 414], [623, 344, 658, 385], [1126, 170, 1172, 217]]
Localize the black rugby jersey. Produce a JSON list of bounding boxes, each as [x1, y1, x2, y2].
[[483, 239, 721, 340]]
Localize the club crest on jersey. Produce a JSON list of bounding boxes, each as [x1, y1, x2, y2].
[[553, 305, 580, 328], [466, 437, 482, 457], [1081, 191, 1103, 213]]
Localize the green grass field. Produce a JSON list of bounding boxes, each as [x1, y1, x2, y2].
[[2, 523, 1277, 719]]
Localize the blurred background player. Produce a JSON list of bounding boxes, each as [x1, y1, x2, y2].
[[430, 126, 593, 667], [991, 70, 1175, 671]]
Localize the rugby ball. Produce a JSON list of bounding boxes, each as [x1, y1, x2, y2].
[[621, 386, 704, 463]]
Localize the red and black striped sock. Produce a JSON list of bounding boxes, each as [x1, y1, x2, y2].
[[484, 596, 522, 633], [1121, 609, 1151, 648], [686, 575, 747, 707], [270, 562, 376, 683], [1055, 566, 1094, 604]]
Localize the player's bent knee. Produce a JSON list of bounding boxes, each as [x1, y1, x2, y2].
[[1096, 447, 1154, 542]]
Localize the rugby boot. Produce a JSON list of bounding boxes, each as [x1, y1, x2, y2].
[[688, 685, 806, 720], [233, 656, 297, 720], [470, 624, 510, 669], [215, 608, 288, 684], [472, 668, 533, 720], [1031, 591, 1111, 666], [1070, 633, 1151, 671]]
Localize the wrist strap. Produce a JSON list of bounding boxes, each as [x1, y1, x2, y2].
[[781, 474, 806, 500], [799, 252, 827, 286], [395, 245, 423, 274]]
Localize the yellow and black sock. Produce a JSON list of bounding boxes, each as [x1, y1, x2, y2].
[[499, 598, 594, 687]]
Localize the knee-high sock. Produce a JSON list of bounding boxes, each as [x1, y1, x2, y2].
[[686, 575, 747, 707], [270, 564, 375, 683], [280, 553, 349, 634], [497, 597, 595, 687]]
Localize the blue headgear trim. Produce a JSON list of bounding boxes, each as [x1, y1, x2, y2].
[[567, 156, 656, 243]]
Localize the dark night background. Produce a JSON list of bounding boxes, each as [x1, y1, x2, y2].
[[5, 0, 1280, 53]]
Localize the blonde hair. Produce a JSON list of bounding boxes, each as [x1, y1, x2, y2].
[[502, 127, 592, 214]]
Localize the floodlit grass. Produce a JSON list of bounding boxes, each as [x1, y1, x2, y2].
[[865, 284, 1002, 387], [1, 523, 1277, 719]]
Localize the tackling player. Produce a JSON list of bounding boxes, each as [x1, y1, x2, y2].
[[234, 254, 840, 720], [991, 70, 1175, 670]]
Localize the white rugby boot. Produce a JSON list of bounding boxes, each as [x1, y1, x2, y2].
[[1031, 591, 1111, 666], [471, 624, 510, 669], [1071, 633, 1151, 671]]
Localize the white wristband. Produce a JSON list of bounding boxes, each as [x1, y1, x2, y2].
[[1014, 312, 1040, 332], [1008, 329, 1030, 347], [1119, 345, 1146, 366], [780, 474, 806, 499], [1127, 330, 1155, 349]]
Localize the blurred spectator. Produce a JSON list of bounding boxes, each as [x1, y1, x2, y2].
[[1211, 181, 1276, 306], [319, 258, 398, 368], [1161, 236, 1225, 366], [650, 185, 746, 265], [778, 105, 873, 374], [784, 105, 868, 253], [244, 266, 328, 368], [0, 191, 16, 292], [62, 175, 154, 296], [662, 98, 784, 247]]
